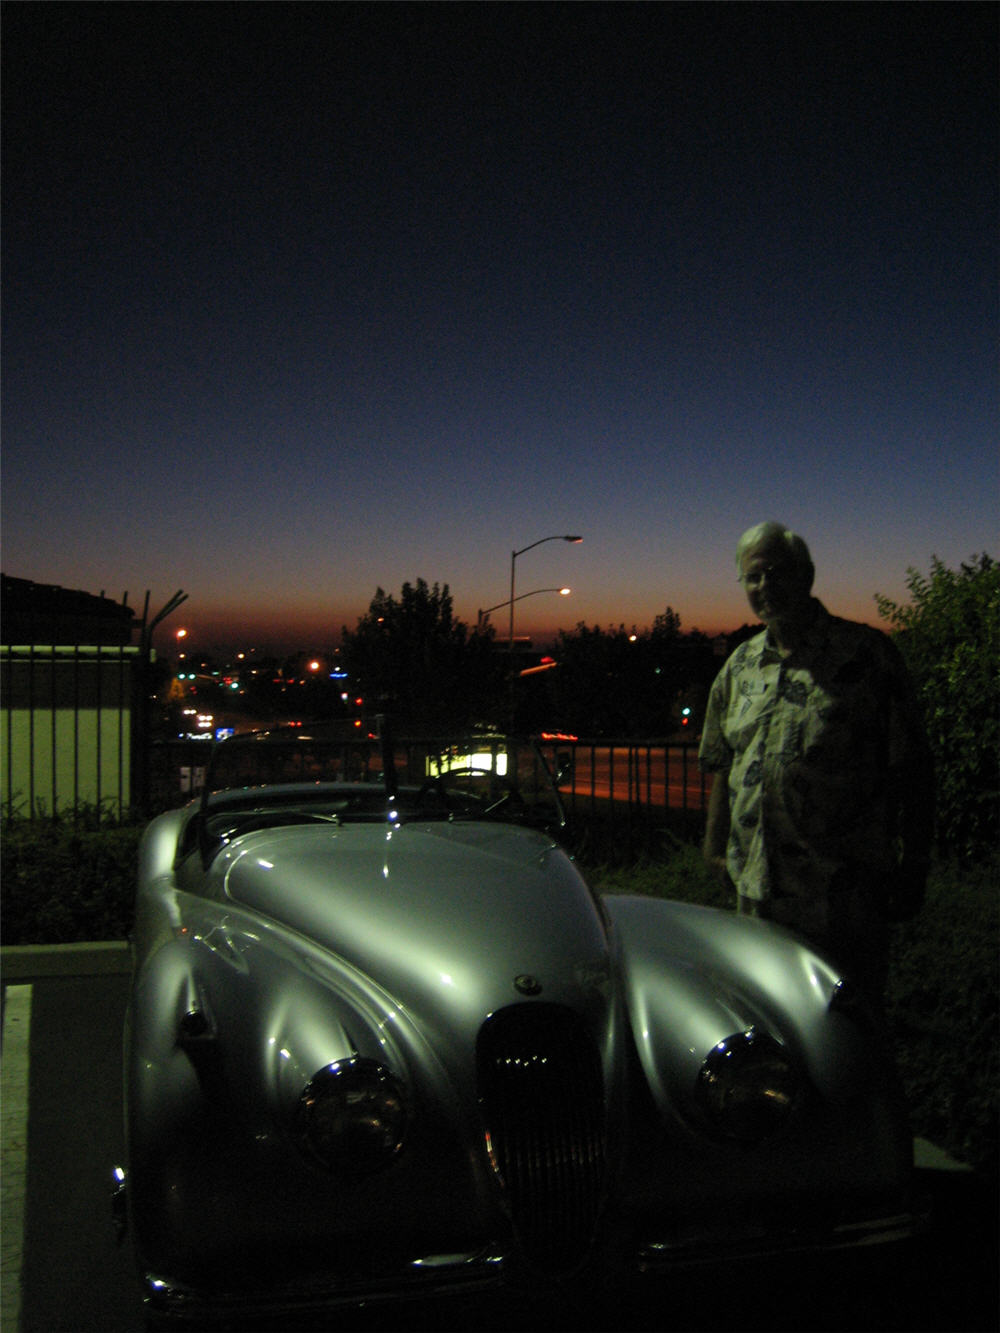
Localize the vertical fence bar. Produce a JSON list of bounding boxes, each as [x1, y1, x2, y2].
[[1, 647, 10, 818], [72, 643, 81, 813], [134, 594, 150, 818], [626, 744, 636, 859], [95, 641, 103, 813], [27, 640, 36, 815], [47, 635, 56, 816], [117, 637, 126, 817]]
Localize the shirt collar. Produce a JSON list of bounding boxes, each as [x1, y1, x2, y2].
[[760, 598, 830, 659]]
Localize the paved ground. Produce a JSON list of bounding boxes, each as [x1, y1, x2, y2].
[[1, 985, 32, 1333], [2, 968, 996, 1333]]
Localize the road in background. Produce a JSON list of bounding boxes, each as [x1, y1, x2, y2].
[[4, 972, 997, 1333]]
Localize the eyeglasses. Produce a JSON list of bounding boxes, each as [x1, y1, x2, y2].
[[738, 563, 791, 590]]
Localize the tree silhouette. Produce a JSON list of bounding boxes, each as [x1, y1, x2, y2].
[[341, 579, 506, 733]]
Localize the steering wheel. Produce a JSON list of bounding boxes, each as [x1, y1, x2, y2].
[[438, 768, 527, 816], [415, 778, 452, 811], [482, 784, 515, 814]]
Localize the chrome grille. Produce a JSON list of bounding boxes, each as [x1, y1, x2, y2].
[[476, 1003, 607, 1273]]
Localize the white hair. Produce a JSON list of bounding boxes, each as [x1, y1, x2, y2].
[[735, 521, 815, 588]]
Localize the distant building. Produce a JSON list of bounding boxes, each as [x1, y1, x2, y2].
[[1, 575, 144, 816]]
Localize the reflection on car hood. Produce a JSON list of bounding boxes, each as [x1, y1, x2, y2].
[[221, 819, 611, 1021]]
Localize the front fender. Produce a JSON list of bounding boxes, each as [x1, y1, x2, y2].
[[606, 896, 888, 1123], [124, 906, 500, 1287]]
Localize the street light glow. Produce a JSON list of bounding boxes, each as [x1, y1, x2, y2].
[[478, 586, 572, 628], [505, 533, 582, 739], [509, 535, 582, 652]]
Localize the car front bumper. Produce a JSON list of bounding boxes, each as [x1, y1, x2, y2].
[[140, 1200, 928, 1326]]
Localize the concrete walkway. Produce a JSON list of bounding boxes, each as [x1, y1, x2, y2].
[[1, 984, 32, 1333], [1, 940, 131, 983]]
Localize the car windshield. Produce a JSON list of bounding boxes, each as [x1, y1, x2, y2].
[[195, 724, 569, 850]]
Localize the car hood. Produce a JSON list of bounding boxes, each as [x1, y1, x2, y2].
[[219, 819, 612, 1025]]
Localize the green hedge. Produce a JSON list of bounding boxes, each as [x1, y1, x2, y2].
[[886, 855, 998, 1176], [1, 814, 141, 945], [2, 816, 996, 1174]]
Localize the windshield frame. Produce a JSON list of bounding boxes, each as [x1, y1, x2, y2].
[[193, 719, 567, 865]]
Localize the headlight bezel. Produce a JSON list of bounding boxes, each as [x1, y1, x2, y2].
[[296, 1056, 407, 1176], [694, 1026, 803, 1143]]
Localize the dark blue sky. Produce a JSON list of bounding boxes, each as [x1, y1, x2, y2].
[[3, 2, 996, 653]]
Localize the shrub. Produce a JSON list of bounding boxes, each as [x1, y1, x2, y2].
[[876, 554, 1000, 858], [1, 811, 142, 944], [887, 853, 999, 1176]]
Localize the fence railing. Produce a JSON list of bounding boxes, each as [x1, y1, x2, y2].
[[1, 643, 148, 820], [2, 655, 710, 858], [554, 739, 711, 860], [144, 733, 710, 862]]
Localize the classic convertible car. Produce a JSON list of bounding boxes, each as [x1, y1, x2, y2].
[[117, 726, 918, 1325]]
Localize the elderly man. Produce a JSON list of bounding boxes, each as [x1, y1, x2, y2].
[[699, 521, 934, 1001]]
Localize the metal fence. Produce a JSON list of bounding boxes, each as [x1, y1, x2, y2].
[[2, 639, 709, 858], [1, 642, 148, 819], [144, 733, 710, 861], [555, 739, 711, 859], [1, 588, 189, 821]]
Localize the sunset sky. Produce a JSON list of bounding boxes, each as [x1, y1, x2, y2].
[[3, 3, 996, 655]]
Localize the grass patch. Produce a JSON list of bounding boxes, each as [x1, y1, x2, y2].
[[887, 854, 999, 1176], [585, 837, 731, 908]]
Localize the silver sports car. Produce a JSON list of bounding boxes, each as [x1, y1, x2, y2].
[[117, 725, 918, 1326]]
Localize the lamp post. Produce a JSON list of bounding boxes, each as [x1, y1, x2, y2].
[[478, 587, 570, 631], [505, 534, 581, 732], [509, 535, 582, 655]]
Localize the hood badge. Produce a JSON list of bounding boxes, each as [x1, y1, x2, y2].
[[514, 974, 542, 996]]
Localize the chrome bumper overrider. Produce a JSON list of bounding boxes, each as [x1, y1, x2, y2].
[[638, 1206, 925, 1271], [142, 1250, 506, 1323]]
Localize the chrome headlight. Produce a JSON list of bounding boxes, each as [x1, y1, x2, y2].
[[695, 1028, 801, 1142], [296, 1058, 406, 1175]]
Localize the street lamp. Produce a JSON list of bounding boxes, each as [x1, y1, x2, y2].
[[509, 535, 582, 654], [478, 587, 570, 631]]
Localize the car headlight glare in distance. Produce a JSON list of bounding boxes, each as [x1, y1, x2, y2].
[[297, 1057, 406, 1175], [695, 1028, 801, 1142]]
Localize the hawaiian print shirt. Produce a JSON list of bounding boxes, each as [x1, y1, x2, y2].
[[698, 600, 926, 927]]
